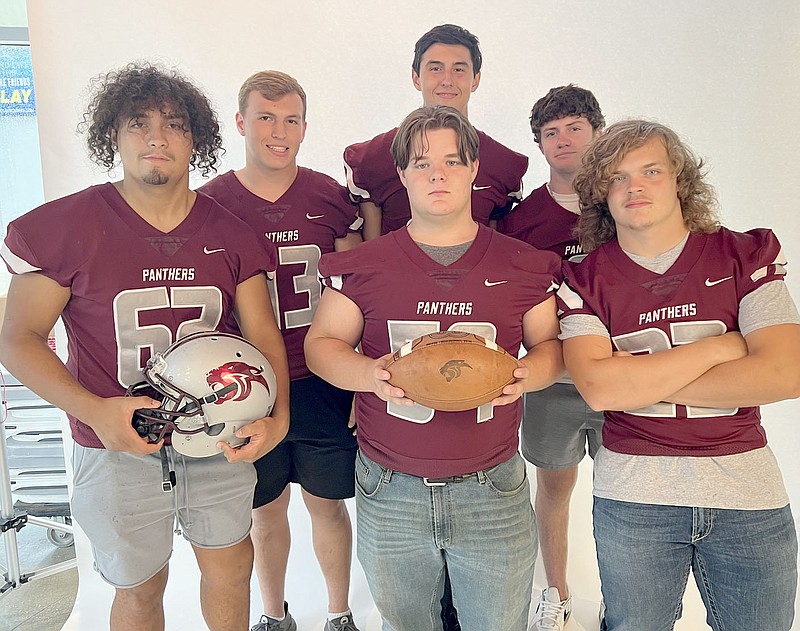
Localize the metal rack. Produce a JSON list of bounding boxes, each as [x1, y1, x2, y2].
[[1, 379, 76, 597]]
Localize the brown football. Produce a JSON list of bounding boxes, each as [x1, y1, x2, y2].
[[384, 331, 519, 411]]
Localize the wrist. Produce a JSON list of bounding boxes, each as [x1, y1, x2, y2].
[[70, 392, 108, 428]]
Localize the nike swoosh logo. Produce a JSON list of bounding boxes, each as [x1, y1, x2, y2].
[[473, 185, 491, 191], [203, 246, 225, 255], [705, 276, 733, 287], [306, 213, 325, 220], [484, 279, 508, 287]]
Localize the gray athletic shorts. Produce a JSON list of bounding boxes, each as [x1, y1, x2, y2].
[[70, 444, 257, 588], [520, 382, 604, 469]]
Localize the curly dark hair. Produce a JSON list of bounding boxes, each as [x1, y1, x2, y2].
[[530, 84, 605, 144], [81, 62, 223, 176], [574, 120, 720, 252]]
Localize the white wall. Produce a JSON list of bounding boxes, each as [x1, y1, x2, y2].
[[26, 1, 799, 629]]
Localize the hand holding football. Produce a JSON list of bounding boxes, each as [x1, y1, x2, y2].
[[384, 331, 518, 411]]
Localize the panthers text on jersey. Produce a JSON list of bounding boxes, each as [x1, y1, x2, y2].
[[558, 227, 787, 457], [344, 127, 527, 234], [319, 224, 560, 477], [498, 184, 585, 262], [1, 183, 276, 448], [199, 168, 361, 380]]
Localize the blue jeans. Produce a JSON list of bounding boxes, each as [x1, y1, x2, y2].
[[594, 497, 798, 631], [355, 450, 536, 631]]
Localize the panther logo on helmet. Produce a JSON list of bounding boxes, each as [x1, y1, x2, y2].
[[206, 362, 271, 404]]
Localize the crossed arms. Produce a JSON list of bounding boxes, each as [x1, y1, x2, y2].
[[564, 323, 800, 413]]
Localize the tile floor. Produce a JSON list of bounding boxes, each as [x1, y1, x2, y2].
[[0, 518, 77, 631]]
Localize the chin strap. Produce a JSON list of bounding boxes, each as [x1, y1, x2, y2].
[[159, 445, 176, 493], [197, 383, 237, 406]]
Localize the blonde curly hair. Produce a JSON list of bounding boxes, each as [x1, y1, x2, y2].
[[574, 119, 720, 252]]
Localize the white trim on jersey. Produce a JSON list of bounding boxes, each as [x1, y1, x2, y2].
[[0, 242, 41, 274], [328, 274, 344, 291], [557, 282, 584, 310], [508, 183, 524, 201], [349, 215, 364, 231], [751, 265, 786, 281], [752, 246, 788, 281], [343, 161, 372, 201]]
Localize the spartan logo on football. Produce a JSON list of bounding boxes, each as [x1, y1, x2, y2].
[[439, 359, 473, 383], [206, 362, 270, 404]]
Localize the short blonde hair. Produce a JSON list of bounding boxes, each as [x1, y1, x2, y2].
[[237, 70, 307, 119]]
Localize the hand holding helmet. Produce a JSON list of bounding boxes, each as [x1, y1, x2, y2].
[[83, 394, 165, 455]]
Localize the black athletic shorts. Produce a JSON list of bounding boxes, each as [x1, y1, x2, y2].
[[253, 374, 357, 507]]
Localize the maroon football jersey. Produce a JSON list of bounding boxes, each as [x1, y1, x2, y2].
[[558, 227, 787, 457], [498, 184, 585, 261], [199, 168, 360, 380], [344, 127, 527, 234], [318, 224, 560, 477], [2, 184, 276, 448]]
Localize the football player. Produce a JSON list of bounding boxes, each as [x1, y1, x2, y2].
[[0, 63, 290, 631], [344, 23, 527, 240], [559, 120, 800, 630], [305, 105, 564, 631], [498, 84, 605, 631], [199, 70, 362, 631]]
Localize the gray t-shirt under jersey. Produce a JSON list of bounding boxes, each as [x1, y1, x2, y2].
[[559, 235, 799, 509]]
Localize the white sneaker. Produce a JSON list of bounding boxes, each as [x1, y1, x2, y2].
[[530, 587, 572, 631]]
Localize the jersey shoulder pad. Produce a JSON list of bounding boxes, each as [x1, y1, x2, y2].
[[497, 185, 549, 236], [2, 186, 105, 280], [476, 130, 529, 182], [196, 171, 244, 213], [206, 199, 278, 272], [305, 168, 358, 212], [343, 129, 398, 201], [718, 227, 786, 285], [319, 237, 386, 280], [344, 129, 397, 173], [493, 230, 562, 277]]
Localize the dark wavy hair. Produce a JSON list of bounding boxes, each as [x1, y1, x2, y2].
[[412, 24, 482, 76], [81, 62, 223, 176], [574, 119, 720, 252], [530, 84, 605, 144], [391, 105, 479, 171]]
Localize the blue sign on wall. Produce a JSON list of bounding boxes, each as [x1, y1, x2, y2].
[[0, 44, 36, 116]]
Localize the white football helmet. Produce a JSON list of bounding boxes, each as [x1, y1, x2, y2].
[[128, 331, 277, 458]]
